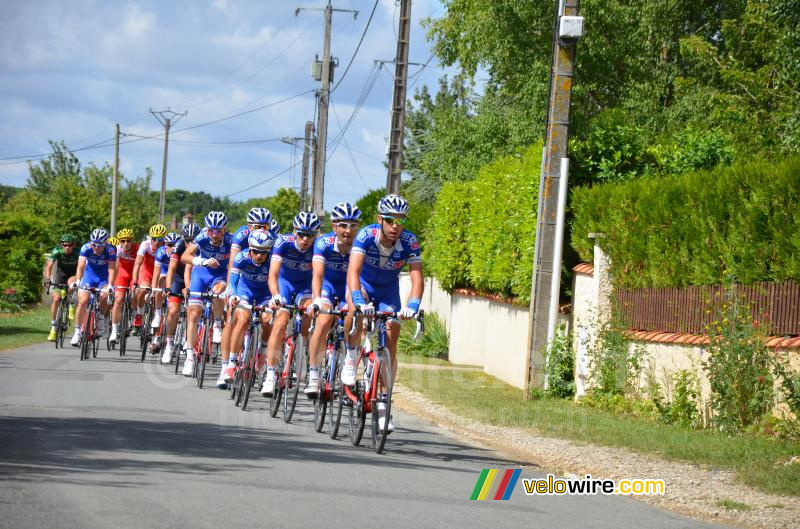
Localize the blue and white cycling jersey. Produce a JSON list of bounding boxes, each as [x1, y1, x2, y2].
[[230, 251, 270, 303], [312, 232, 350, 286], [192, 227, 233, 267], [231, 225, 249, 251], [351, 224, 421, 286], [79, 242, 117, 288], [154, 245, 170, 276], [271, 234, 313, 284]]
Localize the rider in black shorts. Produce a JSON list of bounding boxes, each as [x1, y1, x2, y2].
[[44, 234, 79, 341]]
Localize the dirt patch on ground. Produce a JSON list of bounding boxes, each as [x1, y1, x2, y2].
[[393, 383, 799, 529]]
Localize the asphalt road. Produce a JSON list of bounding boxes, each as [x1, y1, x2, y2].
[[0, 339, 729, 529]]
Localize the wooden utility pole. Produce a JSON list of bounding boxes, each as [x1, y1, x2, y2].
[[385, 0, 412, 195], [299, 2, 357, 218], [301, 121, 314, 211], [150, 108, 187, 224], [525, 1, 584, 391], [110, 123, 120, 235]]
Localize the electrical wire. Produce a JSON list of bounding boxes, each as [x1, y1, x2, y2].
[[331, 0, 379, 93], [224, 158, 302, 198]]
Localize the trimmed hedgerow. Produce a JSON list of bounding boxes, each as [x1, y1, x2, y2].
[[427, 144, 541, 302], [571, 156, 800, 288]]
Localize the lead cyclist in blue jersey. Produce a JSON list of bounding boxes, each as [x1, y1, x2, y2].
[[180, 211, 232, 377], [343, 194, 424, 433], [260, 211, 320, 397], [70, 229, 118, 347]]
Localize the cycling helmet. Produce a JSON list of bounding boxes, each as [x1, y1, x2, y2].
[[165, 232, 181, 245], [292, 211, 320, 232], [204, 211, 227, 229], [60, 233, 77, 244], [330, 202, 362, 221], [89, 228, 109, 244], [270, 218, 280, 235], [149, 224, 168, 238], [108, 236, 120, 247], [247, 207, 273, 226], [182, 222, 200, 239], [377, 194, 409, 216], [116, 228, 134, 240], [247, 229, 275, 251]]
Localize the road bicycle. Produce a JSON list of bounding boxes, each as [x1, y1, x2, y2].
[[77, 286, 109, 361], [266, 304, 307, 423], [230, 301, 268, 411], [46, 281, 73, 349], [172, 295, 188, 374], [344, 309, 424, 454], [114, 286, 134, 357], [194, 291, 223, 388], [307, 305, 348, 436]]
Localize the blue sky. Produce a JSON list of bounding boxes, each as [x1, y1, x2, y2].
[[0, 0, 452, 208]]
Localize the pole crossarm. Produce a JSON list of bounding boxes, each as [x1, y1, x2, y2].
[[150, 108, 187, 224]]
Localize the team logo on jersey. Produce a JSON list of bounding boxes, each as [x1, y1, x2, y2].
[[410, 240, 420, 251]]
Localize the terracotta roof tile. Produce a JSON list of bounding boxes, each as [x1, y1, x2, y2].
[[572, 263, 594, 275], [626, 330, 798, 348]]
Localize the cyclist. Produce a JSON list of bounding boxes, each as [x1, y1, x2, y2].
[[109, 228, 139, 345], [147, 231, 181, 353], [223, 230, 276, 388], [70, 229, 117, 346], [304, 202, 362, 397], [219, 207, 273, 384], [343, 194, 424, 432], [180, 211, 232, 376], [260, 211, 320, 396], [44, 234, 80, 341], [160, 223, 199, 364], [130, 224, 168, 333]]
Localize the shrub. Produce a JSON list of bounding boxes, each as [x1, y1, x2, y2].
[[543, 323, 575, 399], [703, 291, 774, 432], [398, 311, 449, 358], [651, 370, 701, 428], [425, 181, 471, 290], [588, 310, 644, 397], [0, 212, 50, 304]]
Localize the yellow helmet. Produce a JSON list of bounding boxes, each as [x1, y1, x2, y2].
[[108, 236, 120, 247], [149, 224, 168, 238], [116, 228, 134, 241]]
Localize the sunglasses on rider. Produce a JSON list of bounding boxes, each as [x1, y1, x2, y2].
[[207, 228, 225, 234], [296, 231, 316, 239], [381, 216, 407, 226], [61, 242, 75, 247], [251, 249, 269, 256], [251, 224, 269, 230], [334, 222, 359, 230]]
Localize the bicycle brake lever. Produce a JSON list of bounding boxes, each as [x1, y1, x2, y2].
[[349, 307, 361, 336], [413, 309, 425, 339]]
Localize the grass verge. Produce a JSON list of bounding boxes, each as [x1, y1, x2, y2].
[[0, 305, 50, 351], [400, 364, 800, 497]]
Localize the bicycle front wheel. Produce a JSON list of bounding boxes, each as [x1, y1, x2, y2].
[[54, 303, 64, 349], [329, 345, 344, 439], [283, 337, 303, 423], [371, 355, 394, 454]]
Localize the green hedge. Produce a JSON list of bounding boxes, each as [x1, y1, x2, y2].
[[571, 156, 800, 288], [427, 144, 541, 302], [0, 212, 50, 303]]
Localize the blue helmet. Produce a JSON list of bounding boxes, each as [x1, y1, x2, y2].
[[330, 202, 362, 221], [292, 211, 320, 232], [377, 194, 409, 216], [247, 207, 273, 226], [270, 218, 280, 235], [182, 222, 200, 239], [89, 228, 109, 244], [204, 211, 227, 229], [247, 229, 275, 251], [165, 232, 181, 245]]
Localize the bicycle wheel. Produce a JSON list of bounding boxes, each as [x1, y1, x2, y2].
[[92, 321, 100, 358], [173, 315, 185, 374], [283, 336, 303, 423], [328, 345, 344, 439], [371, 355, 394, 454], [269, 357, 284, 418], [240, 335, 258, 411], [58, 300, 68, 349], [198, 318, 212, 389], [54, 303, 64, 349], [81, 309, 93, 361], [314, 347, 332, 432], [349, 387, 365, 447]]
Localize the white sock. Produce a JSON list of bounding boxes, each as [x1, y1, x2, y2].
[[166, 337, 173, 346], [112, 323, 118, 332], [345, 345, 358, 360], [309, 367, 320, 381]]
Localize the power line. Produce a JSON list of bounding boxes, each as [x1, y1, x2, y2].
[[224, 159, 303, 198], [329, 100, 370, 192], [331, 0, 379, 93], [123, 134, 284, 146], [0, 137, 116, 164]]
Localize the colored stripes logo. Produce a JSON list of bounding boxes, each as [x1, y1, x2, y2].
[[470, 469, 521, 500]]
